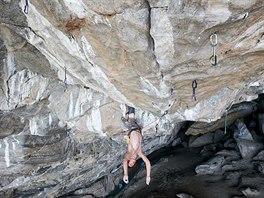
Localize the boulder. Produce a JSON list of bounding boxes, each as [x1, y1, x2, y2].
[[233, 120, 253, 141], [233, 120, 264, 159], [236, 139, 263, 159], [176, 193, 194, 198], [253, 150, 264, 161], [195, 155, 226, 175], [241, 187, 260, 197], [189, 132, 214, 148], [195, 150, 240, 175]]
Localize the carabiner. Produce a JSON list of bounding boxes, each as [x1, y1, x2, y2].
[[192, 80, 197, 89]]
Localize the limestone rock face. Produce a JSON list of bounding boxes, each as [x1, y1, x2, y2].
[[0, 0, 264, 197]]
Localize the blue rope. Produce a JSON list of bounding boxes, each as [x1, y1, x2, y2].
[[24, 0, 29, 14]]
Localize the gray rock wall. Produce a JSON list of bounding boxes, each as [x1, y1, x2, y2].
[[0, 0, 264, 197]]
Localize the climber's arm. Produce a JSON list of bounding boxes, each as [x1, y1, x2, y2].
[[138, 151, 151, 185], [123, 153, 130, 184]]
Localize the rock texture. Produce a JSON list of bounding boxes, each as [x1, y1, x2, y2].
[[0, 0, 264, 197]]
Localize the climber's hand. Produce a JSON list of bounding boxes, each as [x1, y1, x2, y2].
[[123, 175, 129, 184], [146, 176, 151, 185]]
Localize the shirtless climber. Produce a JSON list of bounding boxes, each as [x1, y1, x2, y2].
[[121, 105, 151, 185]]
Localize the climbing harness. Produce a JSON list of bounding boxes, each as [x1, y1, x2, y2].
[[120, 106, 170, 144], [64, 67, 67, 92], [122, 109, 169, 139], [192, 80, 197, 102], [24, 0, 29, 14], [224, 101, 234, 134], [210, 33, 218, 66]]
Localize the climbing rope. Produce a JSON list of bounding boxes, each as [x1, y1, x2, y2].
[[143, 110, 168, 131], [192, 80, 197, 102], [210, 33, 218, 66], [22, 131, 69, 167], [224, 101, 234, 134], [64, 67, 67, 92], [24, 0, 29, 14], [6, 93, 10, 108], [224, 110, 228, 134], [190, 101, 234, 132]]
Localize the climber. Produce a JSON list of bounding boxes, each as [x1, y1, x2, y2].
[[122, 105, 151, 185]]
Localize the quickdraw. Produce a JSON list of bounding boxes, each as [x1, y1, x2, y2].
[[243, 12, 249, 19], [24, 0, 29, 14], [210, 33, 218, 66], [210, 33, 218, 46], [192, 80, 197, 102]]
